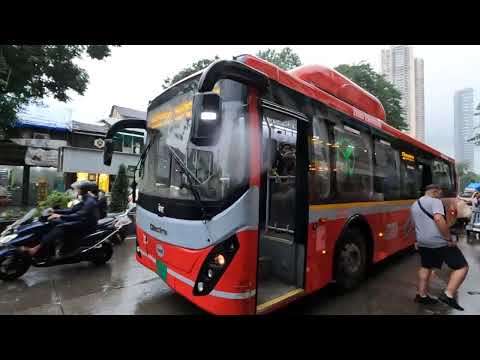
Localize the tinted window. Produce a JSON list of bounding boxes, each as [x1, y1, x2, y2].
[[400, 160, 419, 198], [374, 140, 400, 200], [334, 125, 373, 201], [309, 117, 330, 202], [433, 159, 453, 194]]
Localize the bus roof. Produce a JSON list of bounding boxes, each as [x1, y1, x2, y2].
[[238, 55, 454, 164]]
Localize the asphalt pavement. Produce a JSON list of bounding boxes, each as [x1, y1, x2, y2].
[[1, 233, 479, 315]]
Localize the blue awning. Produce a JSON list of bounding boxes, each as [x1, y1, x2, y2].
[[14, 104, 73, 132]]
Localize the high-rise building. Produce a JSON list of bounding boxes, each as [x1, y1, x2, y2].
[[454, 88, 474, 169], [414, 58, 425, 141], [380, 49, 391, 80], [380, 46, 425, 141]]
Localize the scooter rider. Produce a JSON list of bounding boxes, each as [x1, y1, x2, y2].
[[21, 181, 100, 258]]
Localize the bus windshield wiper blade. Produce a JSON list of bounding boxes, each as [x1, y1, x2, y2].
[[138, 132, 157, 177], [131, 133, 158, 203], [166, 145, 211, 221]]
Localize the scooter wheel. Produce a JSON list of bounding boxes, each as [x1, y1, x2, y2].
[[90, 242, 113, 265], [0, 250, 32, 281]]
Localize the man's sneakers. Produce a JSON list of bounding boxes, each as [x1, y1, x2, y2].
[[414, 294, 439, 305], [438, 291, 464, 311], [415, 292, 465, 311]]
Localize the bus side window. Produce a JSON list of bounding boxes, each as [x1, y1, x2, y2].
[[309, 117, 330, 203], [374, 140, 400, 200], [333, 125, 373, 202], [432, 159, 453, 195], [400, 160, 419, 199], [449, 163, 456, 194]]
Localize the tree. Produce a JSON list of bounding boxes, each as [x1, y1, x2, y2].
[[110, 164, 129, 212], [335, 62, 408, 131], [0, 45, 117, 131], [256, 47, 302, 71], [162, 56, 220, 90]]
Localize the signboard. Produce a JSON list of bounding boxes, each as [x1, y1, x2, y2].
[[10, 138, 68, 149], [25, 147, 58, 167], [94, 138, 105, 149], [58, 146, 140, 175]]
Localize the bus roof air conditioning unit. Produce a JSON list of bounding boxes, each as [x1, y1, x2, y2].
[[289, 65, 386, 122]]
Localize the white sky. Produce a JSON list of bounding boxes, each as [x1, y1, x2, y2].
[[44, 45, 480, 161]]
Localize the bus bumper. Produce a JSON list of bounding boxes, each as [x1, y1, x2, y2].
[[135, 226, 258, 315]]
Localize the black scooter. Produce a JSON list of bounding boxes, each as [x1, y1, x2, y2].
[[0, 207, 133, 281]]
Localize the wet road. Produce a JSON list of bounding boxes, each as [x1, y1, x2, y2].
[[1, 234, 479, 315]]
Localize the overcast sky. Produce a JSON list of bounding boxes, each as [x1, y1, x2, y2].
[[43, 45, 480, 162]]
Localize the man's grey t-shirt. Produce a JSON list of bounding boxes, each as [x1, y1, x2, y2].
[[411, 195, 447, 248]]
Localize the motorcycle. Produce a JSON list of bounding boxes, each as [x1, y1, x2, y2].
[[0, 207, 134, 281]]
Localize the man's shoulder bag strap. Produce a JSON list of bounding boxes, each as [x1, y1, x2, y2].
[[417, 198, 446, 221]]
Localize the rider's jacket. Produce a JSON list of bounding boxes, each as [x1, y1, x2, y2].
[[56, 194, 100, 231]]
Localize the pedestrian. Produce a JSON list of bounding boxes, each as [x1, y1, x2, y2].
[[411, 184, 469, 311], [472, 192, 480, 211]]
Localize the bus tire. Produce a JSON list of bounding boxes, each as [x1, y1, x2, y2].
[[334, 227, 368, 292]]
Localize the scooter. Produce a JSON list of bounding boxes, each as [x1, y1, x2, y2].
[[0, 207, 133, 281]]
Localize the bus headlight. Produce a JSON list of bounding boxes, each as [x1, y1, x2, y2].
[[213, 254, 225, 267], [193, 235, 239, 296]]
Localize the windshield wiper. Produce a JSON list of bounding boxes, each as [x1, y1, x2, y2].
[[138, 133, 157, 177], [131, 133, 157, 202], [166, 145, 211, 222]]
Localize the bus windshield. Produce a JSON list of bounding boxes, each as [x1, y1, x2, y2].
[[140, 75, 249, 203]]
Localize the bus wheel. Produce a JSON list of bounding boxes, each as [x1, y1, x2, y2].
[[334, 227, 368, 292]]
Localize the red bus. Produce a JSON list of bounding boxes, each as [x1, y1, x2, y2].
[[103, 54, 458, 315]]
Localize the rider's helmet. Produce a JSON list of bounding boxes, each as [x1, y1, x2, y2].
[[71, 180, 97, 195]]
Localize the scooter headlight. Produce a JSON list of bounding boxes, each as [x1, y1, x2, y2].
[[0, 234, 18, 244]]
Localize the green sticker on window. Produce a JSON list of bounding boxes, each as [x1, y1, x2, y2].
[[156, 260, 168, 281], [337, 136, 356, 177]]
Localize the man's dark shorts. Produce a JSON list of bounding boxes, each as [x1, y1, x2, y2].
[[418, 246, 468, 270]]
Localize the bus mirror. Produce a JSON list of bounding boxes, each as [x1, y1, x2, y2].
[[103, 139, 114, 166], [191, 92, 222, 146]]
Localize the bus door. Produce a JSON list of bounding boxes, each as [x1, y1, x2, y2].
[[256, 104, 308, 313]]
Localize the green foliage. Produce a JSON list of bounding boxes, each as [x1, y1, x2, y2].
[[38, 190, 73, 210], [162, 56, 220, 90], [334, 62, 408, 131], [0, 208, 30, 221], [110, 164, 129, 212], [0, 45, 118, 131], [256, 47, 302, 70]]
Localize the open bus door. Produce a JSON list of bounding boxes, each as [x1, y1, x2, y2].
[[255, 103, 309, 313]]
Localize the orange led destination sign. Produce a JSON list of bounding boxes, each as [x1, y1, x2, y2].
[[401, 151, 415, 162], [149, 100, 193, 129], [148, 85, 221, 129]]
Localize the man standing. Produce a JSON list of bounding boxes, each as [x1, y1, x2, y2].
[[411, 184, 469, 311]]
